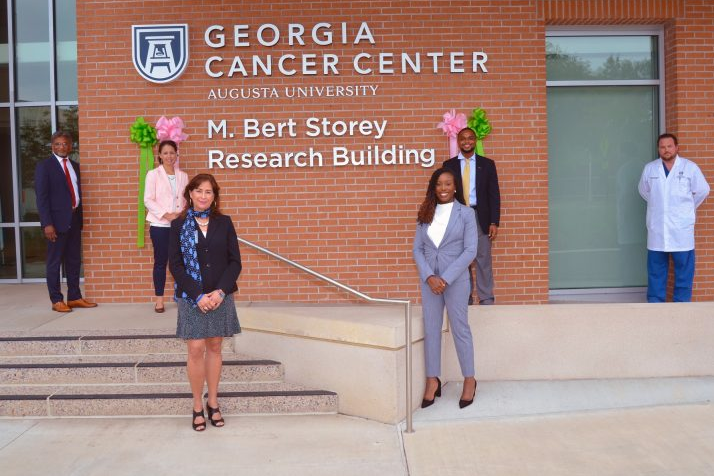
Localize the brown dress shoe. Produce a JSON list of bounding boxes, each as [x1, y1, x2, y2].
[[52, 301, 72, 313], [67, 298, 98, 309]]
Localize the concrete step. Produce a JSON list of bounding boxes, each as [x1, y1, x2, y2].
[[0, 382, 338, 417], [0, 351, 256, 365], [0, 381, 312, 395], [0, 358, 283, 385], [0, 333, 231, 356], [0, 331, 339, 419]]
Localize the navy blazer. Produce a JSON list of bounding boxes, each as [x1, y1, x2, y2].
[[443, 155, 501, 235], [413, 202, 478, 286], [34, 155, 83, 232], [169, 213, 242, 300]]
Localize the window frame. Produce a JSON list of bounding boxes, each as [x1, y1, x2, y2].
[[546, 25, 665, 128], [546, 26, 665, 300], [1, 0, 78, 283]]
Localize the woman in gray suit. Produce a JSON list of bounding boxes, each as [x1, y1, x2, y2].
[[413, 168, 478, 408]]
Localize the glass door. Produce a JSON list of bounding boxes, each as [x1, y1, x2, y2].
[[546, 31, 662, 292]]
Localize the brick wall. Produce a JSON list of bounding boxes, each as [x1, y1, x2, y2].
[[668, 1, 714, 299], [75, 0, 712, 304]]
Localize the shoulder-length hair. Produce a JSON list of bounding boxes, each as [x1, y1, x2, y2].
[[417, 168, 456, 224], [181, 173, 222, 218]]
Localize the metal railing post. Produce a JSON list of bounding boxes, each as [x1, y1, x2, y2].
[[405, 300, 414, 433]]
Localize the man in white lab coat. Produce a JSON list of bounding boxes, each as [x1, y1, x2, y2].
[[638, 133, 710, 302]]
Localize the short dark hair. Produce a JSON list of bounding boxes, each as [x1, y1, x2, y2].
[[51, 130, 73, 143], [457, 127, 475, 138], [658, 133, 678, 146]]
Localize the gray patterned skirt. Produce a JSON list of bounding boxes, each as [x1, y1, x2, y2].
[[176, 294, 241, 340]]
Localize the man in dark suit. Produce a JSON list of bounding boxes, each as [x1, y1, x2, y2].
[[34, 131, 97, 312], [443, 127, 501, 305]]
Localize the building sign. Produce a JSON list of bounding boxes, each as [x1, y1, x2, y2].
[[131, 21, 488, 169], [203, 22, 488, 79], [206, 117, 435, 169], [132, 24, 189, 83]]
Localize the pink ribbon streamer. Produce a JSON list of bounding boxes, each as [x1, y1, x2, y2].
[[437, 109, 467, 158]]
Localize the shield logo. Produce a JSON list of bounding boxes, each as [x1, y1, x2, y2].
[[132, 24, 189, 84]]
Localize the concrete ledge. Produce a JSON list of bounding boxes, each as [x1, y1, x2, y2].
[[236, 304, 426, 424], [236, 302, 714, 424], [445, 302, 714, 382], [237, 305, 419, 349]]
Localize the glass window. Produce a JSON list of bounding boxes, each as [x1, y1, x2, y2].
[[57, 105, 79, 160], [14, 0, 51, 102], [548, 86, 658, 288], [55, 0, 77, 101], [0, 227, 17, 279], [547, 36, 658, 81], [16, 106, 51, 222], [2, 1, 79, 282], [0, 1, 9, 102], [0, 108, 13, 222], [21, 226, 45, 278]]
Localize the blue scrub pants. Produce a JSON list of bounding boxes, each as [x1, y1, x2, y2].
[[647, 249, 695, 302]]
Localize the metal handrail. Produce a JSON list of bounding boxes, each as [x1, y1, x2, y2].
[[237, 236, 415, 433]]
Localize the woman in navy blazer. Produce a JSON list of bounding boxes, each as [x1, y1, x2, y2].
[[169, 174, 242, 431], [413, 168, 478, 409]]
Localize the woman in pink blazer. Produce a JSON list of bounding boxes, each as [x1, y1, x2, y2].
[[144, 140, 189, 312]]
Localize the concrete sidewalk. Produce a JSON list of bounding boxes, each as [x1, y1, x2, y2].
[[1, 284, 714, 475], [2, 404, 713, 476]]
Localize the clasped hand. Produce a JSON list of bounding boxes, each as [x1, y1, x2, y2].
[[426, 275, 448, 295], [197, 290, 224, 313]]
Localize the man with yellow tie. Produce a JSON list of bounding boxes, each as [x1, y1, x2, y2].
[[443, 128, 501, 305]]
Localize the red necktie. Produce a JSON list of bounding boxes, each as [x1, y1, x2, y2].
[[62, 158, 77, 208]]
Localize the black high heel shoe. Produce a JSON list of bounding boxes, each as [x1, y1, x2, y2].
[[192, 409, 206, 431], [420, 377, 442, 408], [459, 379, 477, 409], [206, 404, 225, 427]]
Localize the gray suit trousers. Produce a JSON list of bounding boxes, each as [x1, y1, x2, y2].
[[421, 275, 475, 378], [471, 222, 495, 302]]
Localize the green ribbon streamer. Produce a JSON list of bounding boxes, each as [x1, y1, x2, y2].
[[467, 108, 492, 156], [130, 117, 158, 248]]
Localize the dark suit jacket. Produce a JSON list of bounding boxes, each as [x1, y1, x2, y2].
[[34, 155, 83, 232], [443, 155, 501, 234], [169, 213, 242, 300]]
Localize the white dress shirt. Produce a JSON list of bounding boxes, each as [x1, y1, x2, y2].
[[54, 153, 80, 208]]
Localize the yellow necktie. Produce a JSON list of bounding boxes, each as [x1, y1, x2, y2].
[[462, 158, 470, 206]]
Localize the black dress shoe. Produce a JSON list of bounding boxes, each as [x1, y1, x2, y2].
[[421, 377, 442, 408], [459, 379, 477, 408]]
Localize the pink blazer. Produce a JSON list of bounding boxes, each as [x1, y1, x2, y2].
[[144, 165, 189, 225]]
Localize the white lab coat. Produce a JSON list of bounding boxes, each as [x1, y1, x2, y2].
[[638, 155, 710, 251]]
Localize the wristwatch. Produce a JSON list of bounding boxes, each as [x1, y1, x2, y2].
[[218, 290, 226, 299]]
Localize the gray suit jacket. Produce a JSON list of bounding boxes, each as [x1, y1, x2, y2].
[[413, 202, 478, 286]]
